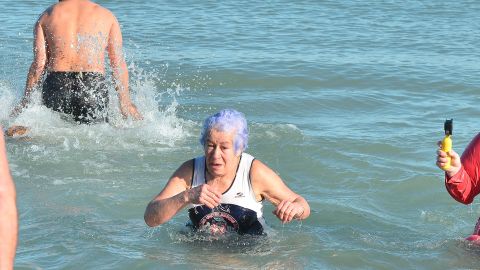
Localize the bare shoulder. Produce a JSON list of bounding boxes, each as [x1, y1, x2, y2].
[[251, 158, 302, 205], [251, 159, 277, 179], [176, 159, 194, 176], [43, 1, 68, 16], [37, 4, 55, 24], [251, 159, 283, 191], [171, 159, 195, 187], [94, 4, 114, 16], [93, 3, 118, 25], [154, 159, 194, 200]]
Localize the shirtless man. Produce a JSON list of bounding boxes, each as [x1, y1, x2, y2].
[[0, 128, 17, 270], [10, 0, 142, 125]]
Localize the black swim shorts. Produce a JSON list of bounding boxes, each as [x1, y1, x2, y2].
[[42, 72, 109, 124]]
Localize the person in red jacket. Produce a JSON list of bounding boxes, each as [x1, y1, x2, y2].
[[437, 133, 480, 241]]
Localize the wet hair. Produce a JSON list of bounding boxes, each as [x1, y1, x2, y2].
[[200, 109, 249, 154]]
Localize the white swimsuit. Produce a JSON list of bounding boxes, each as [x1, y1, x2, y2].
[[188, 153, 266, 235]]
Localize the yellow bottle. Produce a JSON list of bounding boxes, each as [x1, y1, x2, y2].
[[441, 119, 453, 170]]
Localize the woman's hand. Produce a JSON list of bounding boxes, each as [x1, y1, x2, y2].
[[186, 184, 221, 209], [272, 200, 305, 224]]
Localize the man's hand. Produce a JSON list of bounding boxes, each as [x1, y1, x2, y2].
[[120, 102, 143, 120]]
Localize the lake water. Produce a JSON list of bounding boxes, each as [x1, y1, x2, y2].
[[1, 1, 480, 269]]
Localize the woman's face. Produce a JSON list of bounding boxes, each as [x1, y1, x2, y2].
[[204, 128, 240, 178]]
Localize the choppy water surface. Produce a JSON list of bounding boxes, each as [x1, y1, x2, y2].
[[1, 1, 480, 269]]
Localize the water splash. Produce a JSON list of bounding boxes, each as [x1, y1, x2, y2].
[[0, 80, 18, 125], [3, 59, 194, 150]]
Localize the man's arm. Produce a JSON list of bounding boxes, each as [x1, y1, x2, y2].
[[0, 129, 18, 270], [11, 20, 47, 117], [251, 160, 310, 223], [107, 16, 142, 120]]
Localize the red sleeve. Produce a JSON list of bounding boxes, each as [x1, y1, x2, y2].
[[445, 133, 480, 204]]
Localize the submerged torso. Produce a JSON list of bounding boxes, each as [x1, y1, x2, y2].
[[188, 153, 265, 235]]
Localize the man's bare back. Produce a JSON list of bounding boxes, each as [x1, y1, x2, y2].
[[41, 0, 116, 72], [10, 0, 142, 124]]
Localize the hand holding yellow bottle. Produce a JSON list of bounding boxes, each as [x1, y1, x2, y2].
[[436, 121, 461, 177], [441, 119, 453, 170]]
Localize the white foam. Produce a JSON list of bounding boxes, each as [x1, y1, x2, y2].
[[4, 60, 194, 151], [0, 80, 18, 125]]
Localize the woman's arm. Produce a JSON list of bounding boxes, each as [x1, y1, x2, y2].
[[144, 160, 221, 227], [251, 159, 310, 223]]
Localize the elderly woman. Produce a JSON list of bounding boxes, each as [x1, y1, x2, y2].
[[144, 109, 310, 235]]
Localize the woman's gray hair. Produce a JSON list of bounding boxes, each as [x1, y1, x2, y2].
[[199, 109, 248, 154]]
